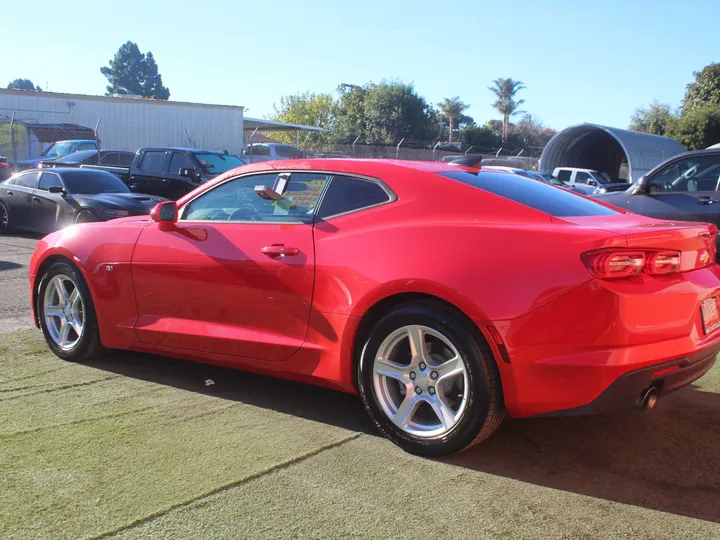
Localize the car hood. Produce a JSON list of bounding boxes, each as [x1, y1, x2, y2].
[[74, 192, 166, 209]]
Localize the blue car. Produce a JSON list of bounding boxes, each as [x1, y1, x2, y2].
[[15, 139, 99, 169]]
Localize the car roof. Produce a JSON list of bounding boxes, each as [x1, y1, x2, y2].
[[554, 167, 597, 172], [20, 167, 116, 174], [139, 147, 230, 153]]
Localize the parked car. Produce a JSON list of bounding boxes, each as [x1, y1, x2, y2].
[[597, 148, 720, 254], [28, 159, 720, 457], [552, 167, 630, 195], [15, 139, 99, 169], [0, 168, 164, 234], [38, 149, 135, 169], [0, 157, 11, 182], [247, 143, 304, 162], [86, 147, 246, 200]]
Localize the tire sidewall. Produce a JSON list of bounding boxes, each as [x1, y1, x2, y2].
[[37, 261, 100, 361], [358, 304, 495, 457], [0, 201, 10, 232]]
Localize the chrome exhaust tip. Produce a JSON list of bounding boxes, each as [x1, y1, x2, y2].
[[641, 387, 659, 410]]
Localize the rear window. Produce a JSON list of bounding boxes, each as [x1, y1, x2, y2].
[[441, 171, 619, 217]]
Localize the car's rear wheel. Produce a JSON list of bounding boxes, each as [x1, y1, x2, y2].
[[358, 303, 505, 457], [37, 261, 104, 362], [0, 201, 10, 233]]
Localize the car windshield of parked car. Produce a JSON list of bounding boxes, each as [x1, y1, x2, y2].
[[533, 172, 567, 186], [195, 153, 245, 174], [61, 171, 130, 194], [443, 171, 619, 216], [41, 142, 75, 158]]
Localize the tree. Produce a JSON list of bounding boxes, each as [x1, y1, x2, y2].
[[511, 114, 556, 148], [667, 105, 720, 150], [269, 92, 335, 147], [332, 84, 367, 143], [460, 124, 501, 149], [629, 101, 676, 135], [488, 78, 526, 142], [437, 97, 470, 143], [683, 63, 720, 112], [7, 79, 41, 91], [362, 81, 439, 143], [100, 41, 170, 100]]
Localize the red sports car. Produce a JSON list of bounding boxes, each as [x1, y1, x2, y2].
[[29, 159, 720, 456]]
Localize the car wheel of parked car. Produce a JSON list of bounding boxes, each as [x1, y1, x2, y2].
[[358, 303, 505, 457], [0, 201, 10, 233], [37, 261, 104, 362]]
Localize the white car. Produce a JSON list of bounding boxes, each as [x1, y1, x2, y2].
[[246, 143, 305, 163], [552, 167, 630, 195]]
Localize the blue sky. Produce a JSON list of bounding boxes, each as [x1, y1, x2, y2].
[[2, 0, 717, 131]]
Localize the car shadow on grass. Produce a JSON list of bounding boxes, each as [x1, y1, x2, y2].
[[88, 350, 720, 523]]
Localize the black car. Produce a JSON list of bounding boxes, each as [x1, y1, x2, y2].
[[90, 147, 247, 200], [0, 168, 165, 235], [38, 149, 135, 169], [597, 148, 720, 252]]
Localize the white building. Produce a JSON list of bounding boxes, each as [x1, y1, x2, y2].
[[0, 89, 321, 159]]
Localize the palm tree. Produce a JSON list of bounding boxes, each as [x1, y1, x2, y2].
[[437, 97, 470, 143], [488, 78, 526, 142]]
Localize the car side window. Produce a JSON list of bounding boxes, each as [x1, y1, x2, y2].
[[250, 146, 271, 156], [15, 172, 39, 188], [168, 152, 196, 175], [575, 171, 592, 184], [38, 172, 63, 191], [317, 175, 392, 218], [556, 170, 571, 183], [647, 155, 720, 193], [140, 151, 169, 173], [181, 172, 330, 222]]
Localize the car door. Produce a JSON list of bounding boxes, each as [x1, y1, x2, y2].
[[131, 171, 330, 361], [626, 154, 720, 234], [166, 151, 199, 200], [128, 150, 169, 196], [32, 172, 68, 233], [3, 171, 39, 230]]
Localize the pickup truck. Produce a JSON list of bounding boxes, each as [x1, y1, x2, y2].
[[85, 147, 247, 200]]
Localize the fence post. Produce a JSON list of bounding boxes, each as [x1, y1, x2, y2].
[[464, 145, 475, 156], [495, 147, 503, 158], [517, 149, 524, 157], [9, 113, 17, 170], [432, 141, 440, 161], [95, 118, 102, 164], [352, 135, 360, 157], [396, 138, 404, 159]]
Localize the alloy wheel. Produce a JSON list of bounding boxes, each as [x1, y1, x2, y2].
[[43, 275, 85, 351], [372, 325, 469, 438]]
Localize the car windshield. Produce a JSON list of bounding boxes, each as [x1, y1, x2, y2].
[[533, 172, 566, 186], [61, 171, 130, 194], [593, 171, 614, 184], [41, 142, 75, 158], [194, 153, 245, 174]]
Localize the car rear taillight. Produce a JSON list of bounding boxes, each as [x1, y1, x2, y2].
[[699, 231, 717, 268], [581, 250, 646, 279], [0, 162, 9, 170], [646, 251, 681, 275]]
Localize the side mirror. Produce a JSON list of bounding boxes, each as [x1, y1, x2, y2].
[[632, 175, 648, 195], [150, 201, 178, 223], [586, 179, 597, 187], [180, 168, 202, 183], [47, 186, 66, 194]]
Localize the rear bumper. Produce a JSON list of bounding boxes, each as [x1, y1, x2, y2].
[[535, 340, 719, 416]]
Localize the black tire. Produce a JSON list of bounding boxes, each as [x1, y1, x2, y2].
[[75, 210, 99, 224], [37, 260, 105, 362], [358, 302, 505, 457], [0, 201, 10, 233]]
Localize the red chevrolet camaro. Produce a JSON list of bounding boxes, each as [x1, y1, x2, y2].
[[29, 159, 720, 456]]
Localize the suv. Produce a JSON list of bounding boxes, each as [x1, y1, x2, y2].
[[552, 167, 630, 195], [247, 143, 305, 162]]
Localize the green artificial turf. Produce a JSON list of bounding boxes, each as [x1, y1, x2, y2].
[[1, 329, 719, 539]]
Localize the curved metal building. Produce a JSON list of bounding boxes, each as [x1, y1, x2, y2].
[[539, 123, 686, 182]]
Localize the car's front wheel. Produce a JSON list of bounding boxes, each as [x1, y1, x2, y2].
[[358, 303, 505, 457], [37, 261, 104, 362], [0, 201, 10, 233]]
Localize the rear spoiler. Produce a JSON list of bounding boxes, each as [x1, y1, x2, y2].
[[448, 155, 482, 169]]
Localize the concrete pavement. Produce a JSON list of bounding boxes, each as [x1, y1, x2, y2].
[[0, 233, 38, 333]]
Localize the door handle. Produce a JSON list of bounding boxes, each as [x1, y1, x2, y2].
[[261, 244, 299, 258], [4, 190, 12, 195], [698, 197, 718, 205], [32, 196, 41, 202]]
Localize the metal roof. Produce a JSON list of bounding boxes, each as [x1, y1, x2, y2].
[[539, 123, 686, 181], [244, 117, 324, 132]]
